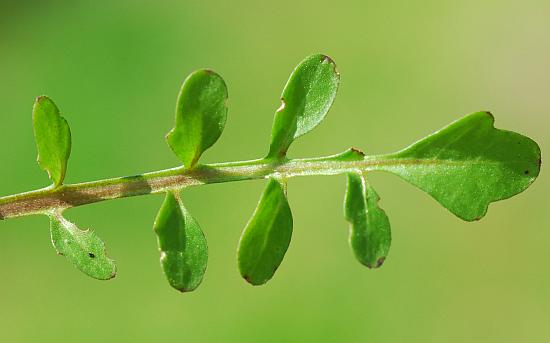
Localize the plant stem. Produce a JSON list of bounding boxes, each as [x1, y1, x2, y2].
[[0, 152, 393, 220]]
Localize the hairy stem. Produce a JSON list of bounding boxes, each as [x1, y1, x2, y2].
[[0, 152, 396, 220]]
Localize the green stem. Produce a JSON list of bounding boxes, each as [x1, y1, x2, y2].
[[0, 152, 392, 220]]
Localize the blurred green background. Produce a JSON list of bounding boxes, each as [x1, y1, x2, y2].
[[0, 1, 548, 342]]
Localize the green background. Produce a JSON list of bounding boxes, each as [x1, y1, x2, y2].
[[0, 1, 548, 342]]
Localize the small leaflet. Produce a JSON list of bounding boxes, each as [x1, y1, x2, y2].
[[344, 173, 391, 268], [237, 178, 293, 285], [166, 69, 228, 168], [49, 211, 116, 280], [153, 191, 208, 292], [267, 54, 340, 158], [33, 96, 71, 187]]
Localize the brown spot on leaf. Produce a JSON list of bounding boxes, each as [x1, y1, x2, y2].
[[321, 55, 339, 76], [524, 170, 530, 175], [376, 257, 386, 268], [321, 55, 333, 63], [88, 252, 95, 258], [350, 147, 365, 157]]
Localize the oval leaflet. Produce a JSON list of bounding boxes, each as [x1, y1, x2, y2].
[[237, 178, 293, 285], [153, 191, 208, 292], [344, 173, 391, 268], [33, 96, 71, 187], [166, 69, 228, 168], [267, 54, 340, 158], [49, 211, 116, 280]]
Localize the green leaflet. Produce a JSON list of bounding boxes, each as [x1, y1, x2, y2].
[[344, 173, 391, 268], [153, 191, 208, 292], [166, 69, 228, 168], [379, 111, 541, 221], [238, 178, 293, 285], [49, 212, 116, 280], [32, 96, 71, 187], [267, 54, 340, 158]]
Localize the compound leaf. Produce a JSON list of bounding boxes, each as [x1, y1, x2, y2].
[[267, 54, 340, 158], [33, 96, 71, 187], [237, 178, 293, 285], [379, 111, 541, 221], [344, 173, 391, 268], [166, 69, 228, 168], [153, 191, 208, 292], [49, 212, 116, 280]]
